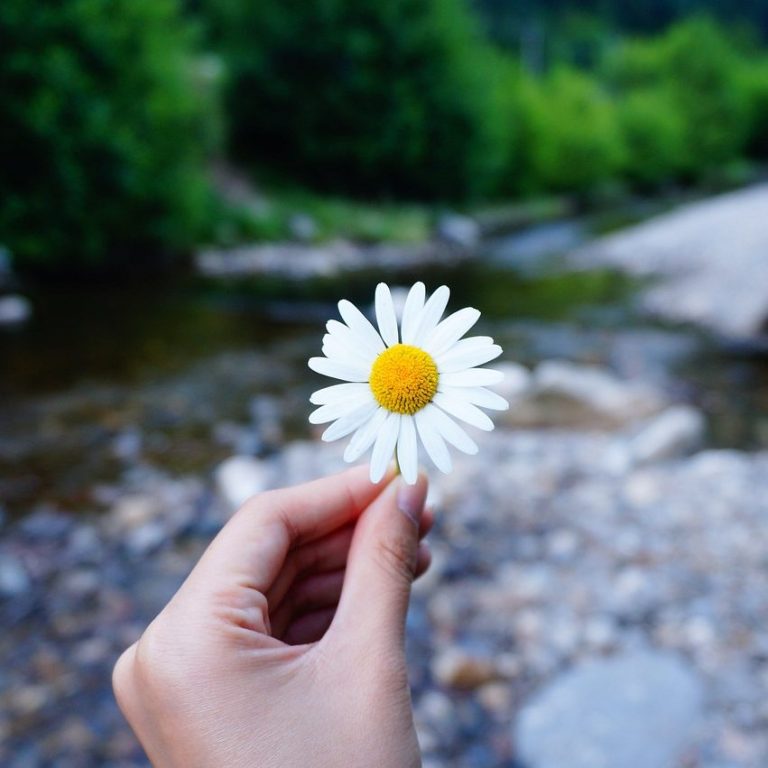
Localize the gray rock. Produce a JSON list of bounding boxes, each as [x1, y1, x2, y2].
[[570, 183, 768, 340], [627, 405, 705, 465], [0, 294, 31, 325], [0, 554, 30, 596], [288, 213, 318, 243], [432, 647, 499, 690], [515, 650, 704, 768], [434, 213, 480, 248], [493, 362, 531, 403], [214, 455, 272, 511], [504, 360, 665, 429]]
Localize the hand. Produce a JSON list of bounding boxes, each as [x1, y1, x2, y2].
[[113, 465, 431, 768]]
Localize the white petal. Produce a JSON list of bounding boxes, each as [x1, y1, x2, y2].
[[310, 383, 371, 406], [309, 356, 369, 382], [423, 307, 481, 357], [433, 392, 494, 431], [437, 343, 502, 374], [454, 386, 510, 411], [414, 408, 452, 474], [400, 282, 426, 344], [397, 416, 419, 485], [412, 285, 450, 346], [309, 393, 373, 424], [322, 333, 376, 366], [338, 300, 385, 354], [322, 401, 379, 442], [375, 283, 399, 347], [422, 404, 478, 454], [370, 413, 400, 483], [344, 407, 388, 462], [439, 368, 504, 387]]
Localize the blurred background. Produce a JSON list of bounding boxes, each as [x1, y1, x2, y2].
[[1, 0, 768, 765]]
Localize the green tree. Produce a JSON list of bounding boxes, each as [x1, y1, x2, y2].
[[517, 68, 625, 194], [605, 17, 751, 179], [0, 0, 219, 269], [201, 0, 509, 199]]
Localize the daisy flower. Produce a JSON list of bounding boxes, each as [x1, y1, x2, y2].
[[308, 282, 508, 484]]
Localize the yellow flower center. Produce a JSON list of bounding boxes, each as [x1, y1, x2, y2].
[[369, 344, 439, 415]]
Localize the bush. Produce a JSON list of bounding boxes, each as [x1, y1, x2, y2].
[[200, 0, 509, 200], [0, 0, 219, 269], [516, 68, 625, 194], [616, 88, 686, 187], [605, 17, 751, 180], [741, 58, 768, 159]]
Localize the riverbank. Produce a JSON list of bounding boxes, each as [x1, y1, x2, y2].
[[2, 360, 768, 766]]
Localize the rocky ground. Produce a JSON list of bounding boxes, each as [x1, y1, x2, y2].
[[2, 360, 768, 767], [570, 183, 768, 344]]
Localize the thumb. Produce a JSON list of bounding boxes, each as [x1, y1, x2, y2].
[[329, 473, 428, 649]]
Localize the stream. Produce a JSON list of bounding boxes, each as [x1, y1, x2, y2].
[[1, 217, 767, 520]]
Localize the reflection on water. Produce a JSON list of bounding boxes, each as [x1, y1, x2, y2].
[[1, 228, 766, 517]]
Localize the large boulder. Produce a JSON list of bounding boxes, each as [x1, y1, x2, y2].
[[502, 360, 666, 430], [515, 650, 704, 768], [570, 183, 768, 342]]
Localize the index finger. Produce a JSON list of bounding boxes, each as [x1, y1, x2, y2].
[[193, 464, 394, 594]]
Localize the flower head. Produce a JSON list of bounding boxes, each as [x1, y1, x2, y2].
[[308, 282, 508, 484]]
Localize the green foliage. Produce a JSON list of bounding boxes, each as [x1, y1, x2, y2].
[[200, 0, 509, 200], [0, 0, 219, 268], [209, 188, 431, 247], [741, 59, 768, 158], [516, 68, 625, 194], [616, 88, 686, 187], [605, 17, 752, 179]]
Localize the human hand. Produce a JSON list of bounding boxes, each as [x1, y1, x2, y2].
[[113, 465, 431, 768]]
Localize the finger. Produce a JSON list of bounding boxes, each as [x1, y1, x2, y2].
[[415, 541, 431, 580], [190, 464, 392, 596], [420, 506, 435, 538], [268, 508, 433, 615], [282, 607, 337, 646], [275, 541, 431, 642], [328, 474, 428, 650], [266, 526, 354, 612], [271, 570, 346, 640]]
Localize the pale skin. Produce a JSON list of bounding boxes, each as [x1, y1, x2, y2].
[[113, 465, 432, 767]]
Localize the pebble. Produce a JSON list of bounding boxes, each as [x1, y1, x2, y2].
[[515, 650, 705, 768], [214, 455, 273, 511], [3, 357, 768, 766], [432, 648, 499, 690], [0, 554, 30, 596]]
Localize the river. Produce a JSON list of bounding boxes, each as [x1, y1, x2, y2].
[[1, 217, 766, 519]]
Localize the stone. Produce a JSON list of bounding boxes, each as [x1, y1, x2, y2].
[[504, 360, 665, 429], [493, 362, 531, 403], [106, 494, 160, 534], [432, 647, 499, 690], [627, 405, 705, 465], [0, 554, 30, 596], [515, 650, 704, 768], [570, 183, 768, 341], [0, 294, 31, 325], [434, 213, 480, 248], [214, 455, 272, 511], [288, 213, 318, 242]]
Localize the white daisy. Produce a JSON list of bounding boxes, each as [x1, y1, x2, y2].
[[308, 282, 508, 485]]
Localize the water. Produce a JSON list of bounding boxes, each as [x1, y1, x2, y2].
[[1, 224, 766, 517]]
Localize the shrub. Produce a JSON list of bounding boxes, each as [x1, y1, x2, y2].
[[516, 68, 625, 194], [616, 88, 686, 187], [741, 58, 768, 159], [604, 17, 751, 179], [200, 0, 509, 200], [0, 0, 219, 269]]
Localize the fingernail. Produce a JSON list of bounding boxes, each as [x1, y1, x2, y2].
[[397, 478, 426, 527]]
